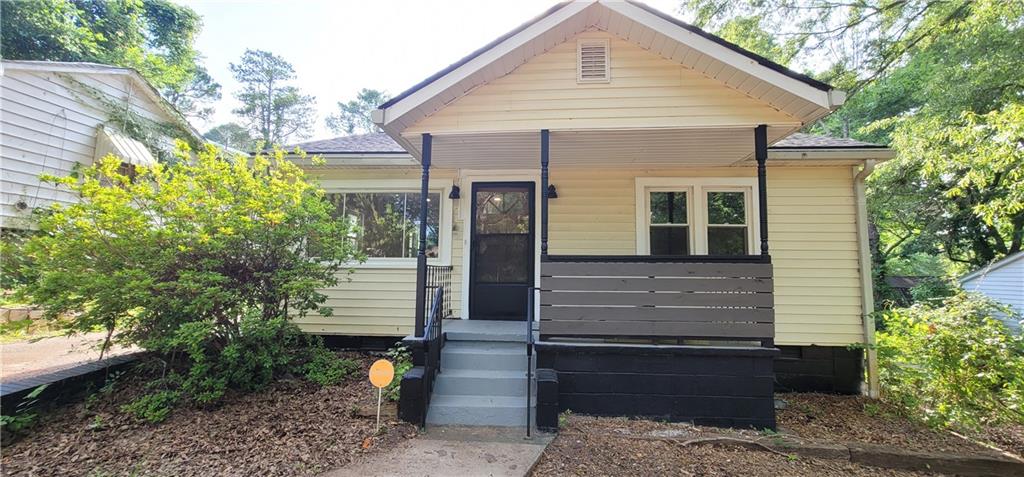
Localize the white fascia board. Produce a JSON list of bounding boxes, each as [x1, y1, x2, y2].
[[375, 1, 591, 126], [603, 0, 840, 109]]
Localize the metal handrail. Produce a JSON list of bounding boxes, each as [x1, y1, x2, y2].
[[526, 286, 538, 437], [425, 265, 453, 319], [421, 286, 445, 428]]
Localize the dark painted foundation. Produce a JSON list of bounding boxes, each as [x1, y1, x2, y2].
[[774, 345, 863, 394], [318, 335, 402, 351], [536, 342, 780, 430]]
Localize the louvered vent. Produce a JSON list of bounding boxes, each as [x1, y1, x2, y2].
[[577, 40, 610, 83]]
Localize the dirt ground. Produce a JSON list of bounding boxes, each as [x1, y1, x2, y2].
[[531, 393, 1024, 477], [0, 352, 416, 477], [1, 332, 136, 381], [778, 392, 1024, 458]]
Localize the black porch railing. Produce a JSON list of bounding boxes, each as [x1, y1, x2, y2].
[[420, 285, 445, 428], [425, 264, 453, 320]]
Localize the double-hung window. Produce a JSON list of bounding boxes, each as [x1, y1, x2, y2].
[[636, 178, 757, 256]]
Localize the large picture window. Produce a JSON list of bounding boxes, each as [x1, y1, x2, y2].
[[637, 178, 757, 256], [326, 192, 441, 258]]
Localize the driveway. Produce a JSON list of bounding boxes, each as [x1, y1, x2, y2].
[[1, 332, 136, 383]]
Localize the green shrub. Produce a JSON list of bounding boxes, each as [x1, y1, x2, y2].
[[383, 345, 412, 401], [0, 384, 48, 439], [121, 390, 181, 423], [20, 143, 363, 409], [876, 292, 1024, 429], [303, 347, 359, 386]]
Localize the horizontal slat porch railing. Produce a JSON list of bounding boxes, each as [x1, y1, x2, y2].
[[539, 255, 774, 345]]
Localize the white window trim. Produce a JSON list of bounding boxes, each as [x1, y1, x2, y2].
[[320, 179, 453, 268], [635, 177, 760, 255]]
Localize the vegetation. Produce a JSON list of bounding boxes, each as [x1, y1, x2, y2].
[[17, 143, 363, 418], [203, 122, 258, 152], [326, 88, 390, 135], [875, 292, 1023, 429], [383, 345, 412, 402], [230, 49, 317, 146], [0, 0, 218, 114], [1, 385, 49, 441], [681, 0, 1023, 280]]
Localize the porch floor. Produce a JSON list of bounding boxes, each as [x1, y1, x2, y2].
[[444, 319, 533, 342]]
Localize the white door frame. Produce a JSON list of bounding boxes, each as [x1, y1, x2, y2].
[[458, 169, 542, 321]]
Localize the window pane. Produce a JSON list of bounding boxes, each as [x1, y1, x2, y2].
[[476, 190, 530, 234], [343, 192, 440, 258], [707, 191, 746, 225], [708, 226, 747, 255], [650, 226, 690, 255], [650, 191, 687, 224]]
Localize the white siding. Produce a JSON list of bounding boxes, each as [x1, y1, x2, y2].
[[1, 68, 171, 228], [962, 255, 1024, 330]]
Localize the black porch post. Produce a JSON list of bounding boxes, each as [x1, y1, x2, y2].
[[540, 129, 550, 258], [755, 125, 769, 256], [414, 133, 432, 337]]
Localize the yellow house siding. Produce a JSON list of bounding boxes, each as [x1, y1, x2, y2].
[[405, 31, 798, 135], [297, 165, 864, 347], [294, 167, 463, 337], [547, 166, 864, 347]]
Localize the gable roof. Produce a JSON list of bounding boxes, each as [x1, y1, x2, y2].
[[373, 0, 847, 157], [961, 251, 1024, 283], [1, 60, 201, 141], [288, 131, 885, 155]]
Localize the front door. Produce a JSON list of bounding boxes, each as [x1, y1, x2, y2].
[[470, 182, 535, 321]]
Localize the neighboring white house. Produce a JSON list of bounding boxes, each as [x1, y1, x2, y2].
[[961, 251, 1024, 330], [0, 60, 198, 229]]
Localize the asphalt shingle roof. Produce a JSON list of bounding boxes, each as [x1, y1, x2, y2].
[[288, 133, 404, 153], [288, 132, 885, 155]]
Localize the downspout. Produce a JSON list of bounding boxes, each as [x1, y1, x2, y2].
[[854, 160, 879, 398]]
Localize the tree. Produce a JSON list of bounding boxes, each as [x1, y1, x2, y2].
[[1, 0, 202, 90], [204, 122, 257, 152], [22, 143, 362, 404], [162, 65, 222, 121], [682, 0, 1024, 269], [230, 49, 316, 146], [325, 88, 390, 135]]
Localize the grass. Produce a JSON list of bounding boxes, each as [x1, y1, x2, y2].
[[0, 319, 65, 344]]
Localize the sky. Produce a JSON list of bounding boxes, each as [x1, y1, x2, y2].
[[180, 0, 683, 140]]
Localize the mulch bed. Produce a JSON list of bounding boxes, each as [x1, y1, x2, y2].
[[531, 415, 933, 476], [531, 393, 1024, 476], [778, 393, 1024, 458], [1, 352, 416, 477]]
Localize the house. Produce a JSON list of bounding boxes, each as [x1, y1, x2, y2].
[[961, 251, 1024, 330], [286, 0, 894, 429], [0, 60, 199, 230]]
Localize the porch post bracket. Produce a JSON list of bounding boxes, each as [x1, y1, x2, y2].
[[541, 129, 550, 258], [414, 133, 432, 337], [755, 125, 769, 256]]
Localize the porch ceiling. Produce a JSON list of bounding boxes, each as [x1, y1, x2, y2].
[[423, 127, 791, 169]]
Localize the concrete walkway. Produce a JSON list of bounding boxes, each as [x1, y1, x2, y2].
[[324, 426, 553, 477]]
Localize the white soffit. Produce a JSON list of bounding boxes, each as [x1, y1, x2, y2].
[[376, 0, 844, 159]]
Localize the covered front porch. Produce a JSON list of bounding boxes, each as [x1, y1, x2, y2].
[[399, 125, 780, 429]]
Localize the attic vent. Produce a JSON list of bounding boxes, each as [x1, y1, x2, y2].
[[577, 39, 610, 83]]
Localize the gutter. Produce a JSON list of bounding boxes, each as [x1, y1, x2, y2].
[[853, 159, 880, 398]]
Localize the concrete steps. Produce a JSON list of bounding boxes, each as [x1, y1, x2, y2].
[[426, 320, 534, 427]]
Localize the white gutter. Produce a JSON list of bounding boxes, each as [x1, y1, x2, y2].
[[854, 159, 879, 398]]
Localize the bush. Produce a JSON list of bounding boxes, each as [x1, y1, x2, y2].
[[20, 143, 363, 408], [121, 390, 181, 423], [876, 292, 1024, 429], [303, 347, 359, 386], [383, 345, 412, 402]]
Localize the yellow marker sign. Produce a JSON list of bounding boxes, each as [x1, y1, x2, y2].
[[369, 359, 395, 388], [369, 359, 395, 432]]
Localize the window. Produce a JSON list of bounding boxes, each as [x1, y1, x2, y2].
[[648, 191, 690, 255], [326, 192, 440, 258], [706, 191, 748, 255], [637, 178, 757, 256]]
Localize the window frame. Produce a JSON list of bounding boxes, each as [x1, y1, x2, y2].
[[645, 187, 694, 255], [635, 177, 759, 256], [320, 179, 452, 268]]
